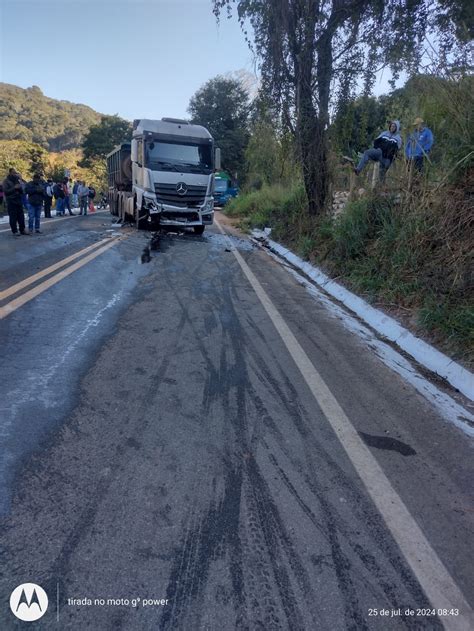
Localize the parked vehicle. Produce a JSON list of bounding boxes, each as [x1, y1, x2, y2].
[[107, 118, 221, 233], [213, 174, 239, 206]]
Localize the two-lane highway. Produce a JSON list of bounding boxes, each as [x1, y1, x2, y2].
[[0, 211, 473, 630]]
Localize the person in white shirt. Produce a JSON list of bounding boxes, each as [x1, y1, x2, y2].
[[44, 179, 54, 218], [77, 181, 90, 215]]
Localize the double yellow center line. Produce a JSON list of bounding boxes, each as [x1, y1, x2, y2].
[[0, 235, 125, 319]]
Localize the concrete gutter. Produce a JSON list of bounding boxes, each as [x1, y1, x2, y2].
[[251, 230, 474, 402]]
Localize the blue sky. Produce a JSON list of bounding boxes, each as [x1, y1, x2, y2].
[[0, 0, 256, 119], [0, 0, 399, 120]]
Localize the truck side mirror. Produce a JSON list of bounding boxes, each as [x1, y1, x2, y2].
[[131, 140, 138, 163], [215, 148, 221, 171]]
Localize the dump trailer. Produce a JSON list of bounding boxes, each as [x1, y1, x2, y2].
[[107, 118, 221, 233]]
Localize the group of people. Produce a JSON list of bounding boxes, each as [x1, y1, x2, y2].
[[1, 170, 97, 236], [345, 117, 434, 182]]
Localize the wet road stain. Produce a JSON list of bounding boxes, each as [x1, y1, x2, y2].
[[206, 232, 254, 251], [359, 432, 417, 456]]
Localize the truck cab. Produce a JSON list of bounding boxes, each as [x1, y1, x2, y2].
[[213, 173, 239, 207], [132, 118, 219, 233], [108, 118, 221, 233]]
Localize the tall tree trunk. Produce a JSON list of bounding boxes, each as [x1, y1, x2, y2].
[[294, 3, 330, 216], [297, 84, 329, 216]]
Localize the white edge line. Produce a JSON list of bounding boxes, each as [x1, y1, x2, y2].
[[0, 209, 110, 233], [262, 244, 474, 438], [251, 231, 473, 402], [215, 218, 474, 631]]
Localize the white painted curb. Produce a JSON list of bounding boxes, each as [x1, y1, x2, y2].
[[251, 231, 474, 402]]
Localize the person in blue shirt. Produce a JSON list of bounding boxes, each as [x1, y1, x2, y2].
[[405, 117, 434, 171]]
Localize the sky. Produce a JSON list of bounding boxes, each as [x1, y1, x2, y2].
[[0, 0, 400, 121], [0, 0, 257, 120]]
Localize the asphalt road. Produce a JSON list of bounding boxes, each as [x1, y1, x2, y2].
[[0, 209, 473, 631]]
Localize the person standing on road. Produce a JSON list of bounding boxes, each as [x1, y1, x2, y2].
[[53, 181, 65, 215], [63, 178, 74, 215], [44, 179, 53, 218], [405, 117, 434, 172], [78, 181, 89, 215], [348, 120, 402, 182], [72, 180, 79, 208], [88, 185, 96, 212], [25, 173, 45, 233], [2, 168, 28, 235], [20, 177, 29, 213]]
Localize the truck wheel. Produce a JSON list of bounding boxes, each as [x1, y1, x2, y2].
[[136, 200, 149, 230], [193, 226, 205, 235]]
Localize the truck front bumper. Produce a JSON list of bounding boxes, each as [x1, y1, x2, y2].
[[145, 197, 214, 227], [159, 211, 213, 227]]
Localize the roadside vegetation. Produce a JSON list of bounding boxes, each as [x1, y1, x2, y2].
[[209, 1, 472, 364], [0, 84, 130, 189], [0, 140, 106, 191], [223, 73, 473, 365]]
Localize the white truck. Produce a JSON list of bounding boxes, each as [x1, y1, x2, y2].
[[107, 118, 221, 233]]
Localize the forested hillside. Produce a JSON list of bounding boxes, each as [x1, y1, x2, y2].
[[0, 83, 101, 151]]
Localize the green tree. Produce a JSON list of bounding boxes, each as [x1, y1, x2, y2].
[[48, 162, 68, 183], [245, 94, 298, 188], [332, 96, 387, 156], [188, 76, 250, 179], [0, 140, 48, 180], [213, 1, 471, 215], [0, 83, 102, 151], [80, 115, 132, 167]]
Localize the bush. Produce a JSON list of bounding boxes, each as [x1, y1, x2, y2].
[[225, 183, 308, 240], [227, 182, 473, 363]]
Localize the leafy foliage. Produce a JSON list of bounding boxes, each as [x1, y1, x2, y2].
[[0, 140, 48, 179], [244, 95, 300, 189], [188, 76, 250, 178], [0, 83, 101, 151], [213, 1, 471, 215], [332, 74, 474, 178], [225, 183, 474, 362], [80, 115, 132, 167], [332, 96, 388, 157], [0, 141, 106, 190]]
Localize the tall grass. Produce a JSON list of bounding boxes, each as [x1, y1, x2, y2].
[[225, 182, 473, 364]]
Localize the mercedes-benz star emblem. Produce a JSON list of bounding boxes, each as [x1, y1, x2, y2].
[[176, 182, 188, 196]]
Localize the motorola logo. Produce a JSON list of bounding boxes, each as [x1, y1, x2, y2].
[[10, 583, 48, 622]]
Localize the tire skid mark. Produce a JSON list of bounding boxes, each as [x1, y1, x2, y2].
[[240, 310, 435, 626], [160, 462, 246, 630], [243, 455, 312, 631], [49, 342, 177, 597], [266, 447, 438, 630], [0, 280, 190, 631], [160, 257, 319, 629]]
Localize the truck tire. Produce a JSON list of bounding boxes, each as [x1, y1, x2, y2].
[[110, 194, 118, 216], [193, 226, 205, 235], [136, 200, 149, 230]]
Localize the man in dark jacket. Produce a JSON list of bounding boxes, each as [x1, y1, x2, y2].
[[25, 173, 45, 233], [347, 121, 402, 182], [44, 179, 53, 218], [2, 168, 27, 235], [53, 181, 65, 215]]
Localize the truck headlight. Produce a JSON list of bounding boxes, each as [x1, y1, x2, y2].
[[203, 199, 214, 212]]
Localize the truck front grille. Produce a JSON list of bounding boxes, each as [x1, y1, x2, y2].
[[161, 211, 200, 223], [155, 183, 207, 208]]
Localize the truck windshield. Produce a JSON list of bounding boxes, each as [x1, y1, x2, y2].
[[146, 141, 213, 174], [214, 179, 228, 193]]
